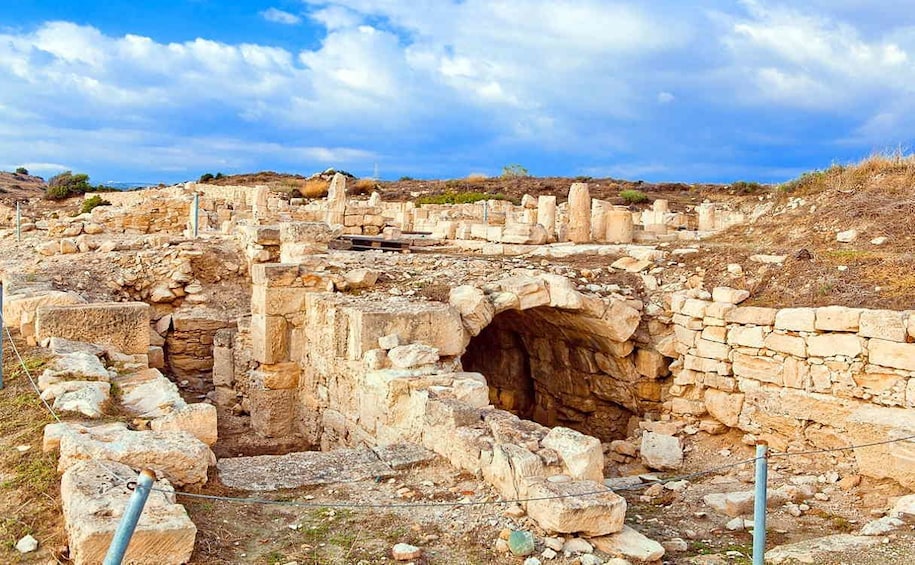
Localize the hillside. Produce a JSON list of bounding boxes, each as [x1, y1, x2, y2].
[[0, 171, 46, 201]]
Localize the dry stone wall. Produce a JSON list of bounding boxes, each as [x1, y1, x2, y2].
[[668, 289, 915, 488]]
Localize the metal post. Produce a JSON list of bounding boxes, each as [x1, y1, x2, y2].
[[192, 193, 199, 238], [752, 441, 768, 565], [1, 281, 4, 389], [103, 469, 156, 565], [15, 202, 21, 243]]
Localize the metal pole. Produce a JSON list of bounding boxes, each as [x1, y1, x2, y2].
[[752, 441, 768, 565], [483, 201, 489, 224], [1, 282, 4, 389], [103, 469, 156, 565], [193, 194, 199, 238], [15, 202, 21, 243]]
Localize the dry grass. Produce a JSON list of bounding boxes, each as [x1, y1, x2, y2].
[[781, 150, 915, 195]]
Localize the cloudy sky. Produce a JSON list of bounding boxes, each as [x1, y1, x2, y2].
[[1, 1, 913, 184]]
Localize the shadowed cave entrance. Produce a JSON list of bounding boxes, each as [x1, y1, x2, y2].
[[462, 307, 642, 442]]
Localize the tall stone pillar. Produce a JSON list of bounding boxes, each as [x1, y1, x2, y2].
[[591, 199, 610, 243], [537, 196, 557, 241], [605, 206, 634, 243], [252, 185, 270, 224], [698, 203, 716, 232], [567, 183, 592, 244], [326, 173, 347, 227]]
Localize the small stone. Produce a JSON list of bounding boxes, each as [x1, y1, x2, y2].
[[391, 543, 422, 561], [871, 237, 887, 245], [861, 516, 904, 536], [495, 539, 510, 553], [508, 530, 536, 557], [562, 538, 593, 554], [579, 555, 603, 565], [504, 503, 526, 518], [523, 558, 542, 565], [16, 534, 38, 553], [542, 548, 558, 559], [837, 229, 858, 243], [544, 536, 564, 551], [725, 517, 749, 531], [662, 538, 689, 552]]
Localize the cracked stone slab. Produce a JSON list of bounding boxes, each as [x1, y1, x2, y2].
[[217, 446, 399, 491], [372, 443, 436, 470]]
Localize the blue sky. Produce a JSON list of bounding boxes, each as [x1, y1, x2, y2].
[[1, 1, 914, 184]]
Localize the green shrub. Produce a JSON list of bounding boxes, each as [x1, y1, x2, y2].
[[619, 189, 649, 204], [14, 167, 28, 175], [214, 172, 224, 180], [731, 180, 765, 194], [501, 164, 528, 178], [415, 192, 512, 205], [399, 176, 414, 181], [80, 194, 111, 214], [46, 171, 96, 200], [198, 173, 214, 183]]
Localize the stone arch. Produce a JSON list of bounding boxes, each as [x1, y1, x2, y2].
[[452, 274, 669, 442]]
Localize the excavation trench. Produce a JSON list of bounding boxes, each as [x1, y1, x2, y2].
[[462, 307, 642, 442]]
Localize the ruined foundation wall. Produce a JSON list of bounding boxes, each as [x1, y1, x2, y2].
[[668, 292, 915, 488]]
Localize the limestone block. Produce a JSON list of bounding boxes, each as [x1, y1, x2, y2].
[[765, 535, 880, 565], [344, 268, 380, 289], [674, 326, 699, 348], [250, 314, 288, 364], [150, 403, 218, 446], [733, 352, 783, 385], [148, 346, 165, 369], [118, 369, 185, 418], [869, 339, 915, 371], [712, 287, 750, 305], [212, 346, 235, 387], [57, 425, 213, 487], [249, 385, 297, 438], [251, 286, 310, 316], [847, 405, 915, 489], [859, 310, 908, 342], [704, 389, 744, 428], [524, 477, 626, 536], [567, 183, 592, 244], [449, 285, 495, 336], [498, 276, 550, 310], [634, 349, 669, 378], [815, 306, 862, 332], [695, 338, 729, 361], [702, 326, 727, 343], [681, 299, 708, 318], [726, 306, 777, 326], [254, 362, 300, 390], [610, 257, 651, 273], [61, 461, 196, 565], [541, 427, 604, 482], [764, 333, 807, 358], [537, 196, 557, 240], [774, 308, 816, 332], [39, 352, 109, 386], [388, 344, 439, 368], [42, 381, 110, 418], [727, 326, 766, 348], [807, 334, 862, 358], [541, 274, 585, 310], [640, 431, 683, 470], [501, 223, 549, 245], [591, 526, 665, 563], [601, 300, 641, 342], [35, 302, 150, 355], [483, 444, 544, 499]]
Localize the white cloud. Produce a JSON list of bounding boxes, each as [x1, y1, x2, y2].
[[261, 8, 302, 25], [657, 92, 675, 104]]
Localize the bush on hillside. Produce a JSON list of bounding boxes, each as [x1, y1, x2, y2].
[[199, 173, 215, 183], [501, 164, 528, 178], [415, 191, 511, 205], [46, 171, 96, 200], [15, 167, 28, 175], [731, 180, 765, 194], [619, 189, 649, 204], [80, 194, 111, 214]]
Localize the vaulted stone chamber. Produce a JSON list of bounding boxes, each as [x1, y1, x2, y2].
[[463, 306, 660, 442]]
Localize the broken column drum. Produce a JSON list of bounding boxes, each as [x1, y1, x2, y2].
[[605, 207, 634, 244], [567, 183, 592, 244]]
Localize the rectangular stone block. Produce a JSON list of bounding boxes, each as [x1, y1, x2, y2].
[[250, 314, 288, 364], [727, 326, 766, 348], [815, 306, 862, 332], [249, 385, 297, 438], [695, 337, 730, 361], [726, 306, 777, 326], [775, 308, 816, 332], [859, 310, 908, 342], [807, 334, 862, 358], [254, 362, 300, 390], [36, 302, 150, 354], [764, 333, 807, 358], [251, 286, 310, 316], [733, 352, 783, 385], [524, 477, 626, 536], [869, 339, 915, 372]]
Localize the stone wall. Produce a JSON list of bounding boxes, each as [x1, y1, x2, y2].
[[667, 290, 915, 488]]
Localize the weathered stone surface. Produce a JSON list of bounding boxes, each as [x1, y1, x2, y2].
[[388, 344, 440, 368], [602, 300, 641, 342], [591, 526, 665, 563], [499, 276, 550, 310], [727, 326, 765, 348], [774, 308, 815, 332], [118, 369, 185, 418], [815, 306, 862, 332], [640, 432, 683, 471], [764, 535, 879, 565], [36, 302, 150, 354], [712, 287, 749, 305], [254, 362, 300, 390], [764, 333, 807, 358], [524, 477, 626, 536], [733, 353, 782, 384], [725, 306, 777, 326], [57, 424, 213, 487], [541, 427, 603, 482], [39, 352, 110, 388], [859, 310, 908, 342], [807, 334, 862, 358], [704, 390, 744, 428], [150, 404, 218, 446], [218, 447, 398, 490], [343, 268, 379, 289], [869, 339, 915, 371], [568, 183, 592, 244], [44, 382, 110, 418], [847, 406, 915, 489], [450, 285, 495, 336], [61, 461, 196, 565]]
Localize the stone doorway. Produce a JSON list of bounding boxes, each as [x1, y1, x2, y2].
[[462, 307, 641, 442]]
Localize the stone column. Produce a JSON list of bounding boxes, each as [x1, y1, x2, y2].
[[537, 196, 557, 241], [591, 199, 610, 243], [252, 185, 270, 224], [698, 203, 716, 232], [325, 173, 347, 227], [567, 183, 592, 244], [605, 206, 634, 243]]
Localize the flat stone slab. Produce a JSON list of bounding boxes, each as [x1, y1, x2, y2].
[[764, 534, 881, 564], [62, 460, 196, 565], [218, 444, 434, 491]]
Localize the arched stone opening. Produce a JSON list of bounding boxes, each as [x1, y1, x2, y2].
[[462, 306, 653, 442]]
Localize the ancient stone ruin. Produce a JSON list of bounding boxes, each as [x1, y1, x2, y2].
[[3, 174, 915, 564]]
